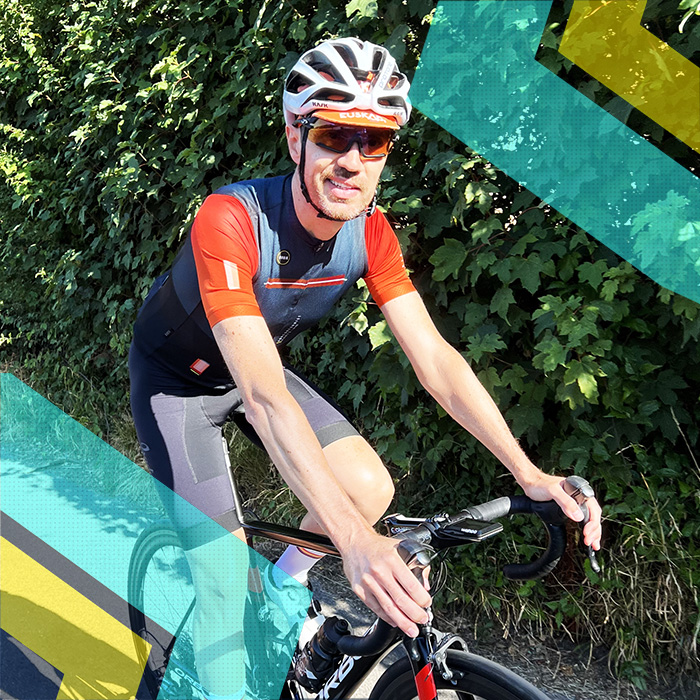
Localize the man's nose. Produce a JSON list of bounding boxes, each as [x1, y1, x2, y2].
[[335, 141, 363, 170]]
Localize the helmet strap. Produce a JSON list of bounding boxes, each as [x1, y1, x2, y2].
[[366, 192, 377, 218], [297, 120, 339, 221]]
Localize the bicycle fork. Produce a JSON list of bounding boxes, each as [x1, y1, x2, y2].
[[403, 619, 469, 700]]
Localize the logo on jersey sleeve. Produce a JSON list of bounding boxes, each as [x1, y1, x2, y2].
[[223, 260, 240, 290]]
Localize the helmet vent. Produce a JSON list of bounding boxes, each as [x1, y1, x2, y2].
[[334, 44, 357, 68], [386, 73, 402, 90], [349, 67, 373, 83], [305, 58, 344, 84], [286, 72, 311, 94], [305, 88, 354, 104]]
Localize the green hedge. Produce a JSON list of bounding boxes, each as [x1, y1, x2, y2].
[[2, 0, 699, 686]]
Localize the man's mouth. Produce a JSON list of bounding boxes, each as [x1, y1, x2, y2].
[[326, 178, 360, 199], [328, 178, 357, 190]]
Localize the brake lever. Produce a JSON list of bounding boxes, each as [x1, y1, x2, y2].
[[397, 538, 436, 570], [564, 476, 601, 574], [396, 537, 436, 592]]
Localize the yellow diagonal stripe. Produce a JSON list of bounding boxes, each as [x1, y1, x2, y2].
[[0, 537, 150, 699], [559, 0, 700, 154]]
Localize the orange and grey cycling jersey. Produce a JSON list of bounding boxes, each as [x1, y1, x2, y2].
[[132, 173, 415, 389]]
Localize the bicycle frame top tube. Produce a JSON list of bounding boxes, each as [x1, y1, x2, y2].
[[241, 517, 339, 556]]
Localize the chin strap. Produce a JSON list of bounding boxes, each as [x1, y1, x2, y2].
[[294, 116, 378, 221], [366, 192, 377, 217], [296, 119, 338, 221]]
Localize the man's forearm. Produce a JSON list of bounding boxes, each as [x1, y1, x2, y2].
[[244, 390, 377, 550], [415, 342, 542, 486], [212, 318, 376, 553]]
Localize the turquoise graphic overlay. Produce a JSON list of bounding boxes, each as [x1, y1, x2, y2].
[[0, 373, 309, 699], [411, 1, 700, 304]]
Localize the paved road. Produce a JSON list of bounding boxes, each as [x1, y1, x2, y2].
[[1, 629, 63, 700]]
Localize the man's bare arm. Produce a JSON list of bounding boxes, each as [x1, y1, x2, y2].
[[212, 315, 431, 634], [381, 292, 602, 550]]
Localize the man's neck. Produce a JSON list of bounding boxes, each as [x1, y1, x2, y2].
[[291, 170, 344, 242]]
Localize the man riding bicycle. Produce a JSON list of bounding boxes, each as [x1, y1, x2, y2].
[[129, 37, 602, 699]]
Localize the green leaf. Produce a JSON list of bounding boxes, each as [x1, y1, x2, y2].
[[470, 183, 498, 214], [346, 0, 378, 19], [346, 310, 368, 335], [578, 260, 608, 289], [533, 335, 568, 372], [512, 255, 544, 294], [470, 217, 502, 244], [490, 287, 515, 321], [512, 189, 537, 211], [429, 238, 468, 281], [564, 360, 599, 403], [577, 372, 598, 402], [368, 320, 393, 349], [465, 333, 507, 362], [507, 404, 544, 438], [407, 0, 434, 17]]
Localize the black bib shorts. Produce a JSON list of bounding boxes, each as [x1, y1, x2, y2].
[[129, 343, 359, 548]]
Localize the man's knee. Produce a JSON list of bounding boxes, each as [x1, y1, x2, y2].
[[185, 534, 250, 607], [324, 436, 395, 519], [360, 461, 394, 510]]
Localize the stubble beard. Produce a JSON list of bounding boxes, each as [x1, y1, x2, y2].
[[307, 167, 372, 222]]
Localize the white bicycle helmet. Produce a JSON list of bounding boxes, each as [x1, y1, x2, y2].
[[283, 37, 411, 129]]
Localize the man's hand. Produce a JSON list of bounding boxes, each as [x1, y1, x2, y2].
[[519, 472, 602, 551], [340, 531, 432, 638]]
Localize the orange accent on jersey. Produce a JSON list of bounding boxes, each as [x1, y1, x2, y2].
[[364, 210, 415, 306], [190, 195, 263, 327], [264, 276, 347, 289]]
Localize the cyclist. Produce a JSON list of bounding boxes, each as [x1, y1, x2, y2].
[[129, 37, 602, 698]]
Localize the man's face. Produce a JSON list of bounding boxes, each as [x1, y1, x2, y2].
[[286, 120, 390, 222]]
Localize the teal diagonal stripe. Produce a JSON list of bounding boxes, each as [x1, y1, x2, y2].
[[0, 373, 309, 699], [411, 1, 700, 303]]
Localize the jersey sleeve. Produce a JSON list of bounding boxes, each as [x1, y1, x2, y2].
[[363, 209, 416, 306], [190, 194, 262, 327]]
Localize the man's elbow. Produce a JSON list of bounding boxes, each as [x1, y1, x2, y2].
[[239, 385, 294, 436], [416, 344, 467, 398]]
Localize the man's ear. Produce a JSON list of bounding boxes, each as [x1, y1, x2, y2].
[[286, 124, 301, 165]]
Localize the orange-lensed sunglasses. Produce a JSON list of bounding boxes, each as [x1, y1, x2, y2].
[[307, 124, 397, 159]]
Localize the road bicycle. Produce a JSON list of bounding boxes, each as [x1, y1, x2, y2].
[[128, 474, 599, 700]]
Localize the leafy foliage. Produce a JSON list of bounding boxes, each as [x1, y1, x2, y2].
[[2, 0, 699, 684]]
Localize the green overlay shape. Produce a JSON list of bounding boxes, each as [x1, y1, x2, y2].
[[412, 1, 700, 303], [0, 373, 309, 699]]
